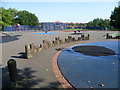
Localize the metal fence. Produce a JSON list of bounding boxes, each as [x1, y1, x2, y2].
[[4, 25, 41, 31], [4, 23, 68, 31]]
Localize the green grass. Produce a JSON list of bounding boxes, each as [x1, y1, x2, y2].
[[110, 33, 120, 37]]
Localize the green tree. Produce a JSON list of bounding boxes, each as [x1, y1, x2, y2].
[[8, 8, 19, 24], [1, 7, 13, 25], [110, 6, 120, 29], [0, 8, 39, 31], [87, 21, 94, 27], [87, 18, 110, 28], [14, 10, 39, 25], [102, 19, 110, 27], [0, 7, 13, 31]]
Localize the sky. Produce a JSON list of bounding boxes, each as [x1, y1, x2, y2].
[[1, 0, 120, 23]]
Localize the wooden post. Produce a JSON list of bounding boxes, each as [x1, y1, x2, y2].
[[106, 33, 109, 39], [25, 45, 32, 59], [7, 59, 18, 82], [72, 37, 76, 41], [81, 34, 85, 40], [65, 38, 67, 43], [88, 34, 90, 40], [40, 44, 42, 48], [77, 37, 81, 41], [43, 40, 49, 49], [52, 41, 55, 46], [7, 59, 19, 88]]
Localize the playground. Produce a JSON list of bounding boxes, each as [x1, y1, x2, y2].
[[1, 30, 119, 89]]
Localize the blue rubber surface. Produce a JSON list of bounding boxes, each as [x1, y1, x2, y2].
[[58, 41, 119, 88]]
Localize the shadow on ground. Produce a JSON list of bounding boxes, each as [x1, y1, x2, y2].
[[70, 33, 84, 35], [55, 48, 64, 51], [2, 67, 44, 88], [11, 52, 26, 59], [2, 66, 62, 89], [1, 33, 22, 43]]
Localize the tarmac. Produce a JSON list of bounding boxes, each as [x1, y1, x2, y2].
[[0, 30, 119, 89]]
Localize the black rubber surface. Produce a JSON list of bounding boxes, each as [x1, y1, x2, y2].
[[72, 45, 116, 56]]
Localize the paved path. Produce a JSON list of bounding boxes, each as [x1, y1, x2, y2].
[[1, 31, 118, 88]]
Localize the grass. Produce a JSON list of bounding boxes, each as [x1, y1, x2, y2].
[[110, 33, 120, 37]]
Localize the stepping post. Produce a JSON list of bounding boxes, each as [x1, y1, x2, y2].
[[25, 45, 32, 59], [7, 59, 18, 82]]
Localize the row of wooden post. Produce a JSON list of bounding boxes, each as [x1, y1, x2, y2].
[[25, 34, 90, 59], [6, 34, 89, 88], [106, 33, 120, 39]]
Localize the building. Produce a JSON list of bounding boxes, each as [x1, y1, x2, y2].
[[118, 1, 120, 6], [40, 21, 68, 31]]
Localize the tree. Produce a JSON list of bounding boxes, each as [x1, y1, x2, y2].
[[110, 6, 120, 29], [1, 7, 13, 25], [8, 8, 19, 25], [0, 7, 13, 31], [14, 10, 39, 25], [87, 21, 94, 27], [0, 8, 39, 31], [87, 18, 110, 28], [102, 19, 110, 27]]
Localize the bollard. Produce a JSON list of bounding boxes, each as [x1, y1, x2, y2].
[[39, 44, 42, 48], [43, 41, 49, 49], [81, 34, 85, 40], [47, 41, 51, 47], [32, 43, 37, 53], [68, 36, 72, 39], [55, 37, 58, 41], [59, 40, 62, 44], [30, 43, 34, 49], [65, 38, 67, 43], [88, 34, 90, 40], [43, 40, 45, 43], [68, 36, 73, 42], [106, 33, 109, 39], [30, 43, 37, 55], [77, 37, 81, 41], [118, 36, 120, 39], [72, 37, 76, 41], [25, 45, 32, 59], [57, 37, 60, 40], [54, 37, 59, 45], [7, 59, 17, 82], [7, 59, 19, 88], [52, 41, 55, 46]]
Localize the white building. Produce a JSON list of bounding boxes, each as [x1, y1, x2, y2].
[[118, 1, 120, 6]]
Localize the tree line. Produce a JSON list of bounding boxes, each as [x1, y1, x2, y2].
[[0, 7, 39, 30], [87, 6, 120, 30], [87, 18, 110, 28]]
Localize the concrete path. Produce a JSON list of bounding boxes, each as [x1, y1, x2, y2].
[[1, 31, 118, 88]]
